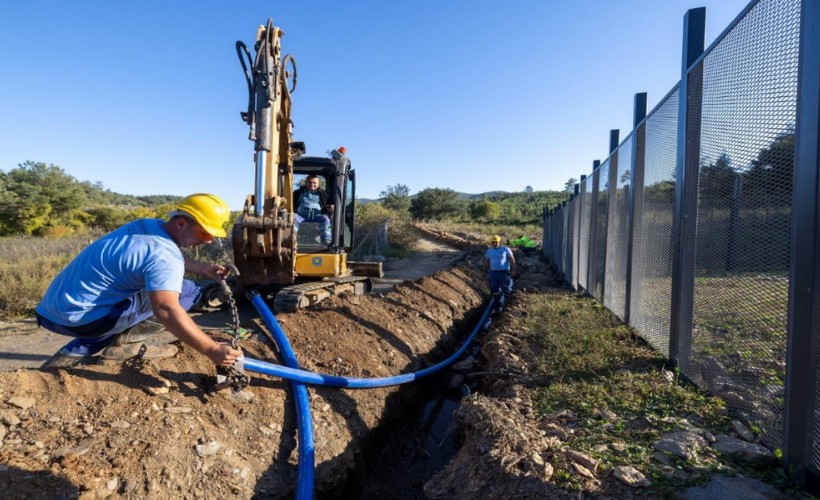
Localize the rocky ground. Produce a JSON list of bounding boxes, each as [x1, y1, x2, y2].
[[0, 228, 801, 499]]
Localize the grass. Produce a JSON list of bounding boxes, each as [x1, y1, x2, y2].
[[518, 290, 796, 495], [0, 235, 95, 320]]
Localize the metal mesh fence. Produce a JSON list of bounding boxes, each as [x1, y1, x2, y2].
[[578, 177, 592, 291], [815, 317, 820, 474], [629, 89, 678, 356], [684, 0, 799, 451], [562, 203, 571, 279], [591, 162, 610, 301], [604, 137, 632, 320], [540, 0, 812, 480], [549, 210, 564, 274], [571, 193, 581, 290]]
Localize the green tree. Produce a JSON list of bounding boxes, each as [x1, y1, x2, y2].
[[470, 200, 501, 220], [0, 162, 88, 235], [86, 206, 132, 231], [699, 152, 736, 209], [379, 184, 411, 213], [564, 178, 578, 193], [745, 130, 793, 209], [409, 188, 462, 220]]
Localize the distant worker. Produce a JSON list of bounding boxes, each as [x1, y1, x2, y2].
[[293, 174, 334, 245], [36, 193, 243, 369], [483, 235, 516, 305]]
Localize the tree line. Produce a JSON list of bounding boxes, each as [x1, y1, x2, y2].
[[0, 161, 180, 237], [378, 183, 565, 224], [1, 161, 568, 238]]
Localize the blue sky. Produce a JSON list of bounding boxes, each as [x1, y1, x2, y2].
[[1, 0, 751, 210]]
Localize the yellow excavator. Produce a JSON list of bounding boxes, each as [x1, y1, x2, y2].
[[229, 19, 381, 312]]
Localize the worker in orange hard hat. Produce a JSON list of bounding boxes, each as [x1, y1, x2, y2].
[[36, 193, 242, 370], [483, 235, 516, 306]]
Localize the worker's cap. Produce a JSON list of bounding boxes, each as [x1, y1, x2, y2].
[[490, 235, 502, 243]]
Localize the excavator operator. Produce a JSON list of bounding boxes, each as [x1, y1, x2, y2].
[[293, 174, 334, 245]]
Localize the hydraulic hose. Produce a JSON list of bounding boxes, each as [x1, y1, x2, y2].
[[249, 291, 314, 500], [245, 294, 496, 388]]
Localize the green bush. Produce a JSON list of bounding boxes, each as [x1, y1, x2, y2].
[[354, 203, 417, 257]]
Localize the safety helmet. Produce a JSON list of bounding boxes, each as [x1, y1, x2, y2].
[[170, 193, 230, 238], [490, 235, 502, 243]]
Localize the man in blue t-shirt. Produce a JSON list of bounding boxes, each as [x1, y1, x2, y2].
[[483, 235, 517, 303], [293, 175, 334, 245], [36, 193, 243, 369]]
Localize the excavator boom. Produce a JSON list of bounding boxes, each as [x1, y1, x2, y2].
[[233, 19, 298, 286]]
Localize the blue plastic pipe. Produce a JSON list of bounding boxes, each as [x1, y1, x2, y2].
[[249, 292, 314, 500], [245, 295, 495, 388]]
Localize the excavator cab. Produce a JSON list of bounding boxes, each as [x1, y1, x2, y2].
[[291, 150, 356, 276], [229, 19, 380, 312]]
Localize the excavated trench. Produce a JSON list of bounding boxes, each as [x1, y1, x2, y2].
[[247, 268, 494, 499], [242, 252, 492, 498], [335, 334, 489, 500]]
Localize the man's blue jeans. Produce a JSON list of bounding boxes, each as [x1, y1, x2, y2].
[[488, 270, 513, 296], [294, 209, 332, 243], [36, 279, 200, 355]]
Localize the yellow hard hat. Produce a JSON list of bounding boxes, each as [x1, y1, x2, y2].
[[490, 235, 501, 243], [171, 193, 230, 238]]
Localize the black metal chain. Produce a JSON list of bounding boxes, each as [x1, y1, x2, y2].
[[213, 264, 250, 393], [217, 264, 241, 348]]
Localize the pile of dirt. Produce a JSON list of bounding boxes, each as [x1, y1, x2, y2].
[[0, 250, 490, 498], [423, 249, 578, 499]]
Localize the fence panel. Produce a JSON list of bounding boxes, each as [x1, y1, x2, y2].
[[591, 161, 610, 300], [629, 89, 679, 356], [561, 203, 570, 278], [578, 177, 592, 291], [572, 190, 582, 290], [604, 137, 632, 319], [683, 0, 800, 450]]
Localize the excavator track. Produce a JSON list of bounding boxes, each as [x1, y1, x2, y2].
[[273, 276, 372, 312]]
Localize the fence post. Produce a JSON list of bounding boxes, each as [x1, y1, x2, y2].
[[784, 0, 820, 491], [669, 7, 705, 366], [610, 130, 620, 155], [625, 92, 648, 324]]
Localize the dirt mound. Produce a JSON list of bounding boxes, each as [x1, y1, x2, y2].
[[423, 252, 574, 499], [0, 252, 488, 499], [413, 223, 484, 251]]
